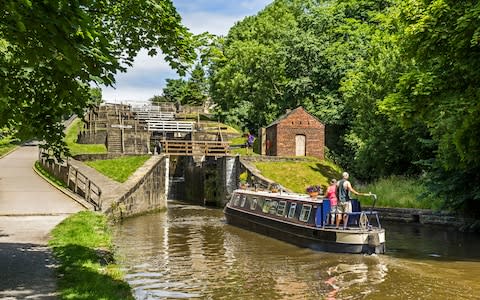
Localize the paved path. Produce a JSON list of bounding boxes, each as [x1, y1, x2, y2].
[[0, 144, 85, 299]]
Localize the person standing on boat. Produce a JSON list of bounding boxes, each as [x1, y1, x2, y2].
[[324, 179, 338, 224], [336, 172, 369, 229]]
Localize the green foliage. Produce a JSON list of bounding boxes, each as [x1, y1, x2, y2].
[[85, 155, 151, 183], [376, 0, 480, 214], [0, 127, 19, 156], [360, 176, 442, 210], [149, 94, 169, 104], [162, 63, 209, 105], [239, 171, 248, 183], [0, 0, 195, 158], [49, 211, 133, 299]]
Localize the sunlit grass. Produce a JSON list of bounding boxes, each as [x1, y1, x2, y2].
[[0, 143, 17, 157], [65, 119, 107, 156], [253, 158, 342, 193], [0, 133, 19, 157], [49, 211, 133, 300], [359, 176, 442, 210], [85, 155, 151, 183]]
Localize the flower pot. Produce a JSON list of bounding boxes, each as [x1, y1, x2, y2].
[[308, 192, 319, 198]]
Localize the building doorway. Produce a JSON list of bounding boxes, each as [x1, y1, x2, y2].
[[295, 135, 306, 156]]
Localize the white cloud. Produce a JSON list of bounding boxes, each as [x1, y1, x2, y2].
[[102, 86, 163, 104], [101, 0, 273, 104], [182, 12, 241, 36]]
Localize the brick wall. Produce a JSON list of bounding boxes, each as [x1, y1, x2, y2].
[[267, 108, 325, 159]]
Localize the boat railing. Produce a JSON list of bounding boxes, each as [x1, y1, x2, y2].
[[322, 194, 381, 230]]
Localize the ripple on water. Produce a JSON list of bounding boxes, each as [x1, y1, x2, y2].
[[113, 203, 480, 299]]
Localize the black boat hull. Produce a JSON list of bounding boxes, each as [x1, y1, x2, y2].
[[225, 205, 385, 254]]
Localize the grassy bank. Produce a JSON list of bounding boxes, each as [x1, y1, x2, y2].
[[85, 155, 151, 183], [0, 133, 19, 157], [360, 176, 442, 210], [0, 143, 17, 157], [65, 119, 107, 156], [252, 159, 441, 210], [49, 211, 133, 299], [253, 158, 341, 193]]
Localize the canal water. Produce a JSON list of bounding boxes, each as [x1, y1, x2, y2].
[[113, 201, 480, 299]]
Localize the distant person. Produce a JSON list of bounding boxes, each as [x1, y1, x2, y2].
[[324, 179, 338, 224], [155, 141, 162, 155], [246, 133, 255, 154], [336, 172, 370, 229]]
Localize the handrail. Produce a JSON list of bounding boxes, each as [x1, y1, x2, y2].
[[38, 149, 102, 211]]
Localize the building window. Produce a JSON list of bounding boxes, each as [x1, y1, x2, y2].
[[299, 204, 312, 222], [288, 203, 297, 218], [277, 201, 287, 216]]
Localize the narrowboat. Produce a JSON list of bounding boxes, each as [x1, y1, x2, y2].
[[224, 189, 385, 254]]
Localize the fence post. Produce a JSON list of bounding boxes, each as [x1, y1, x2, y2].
[[74, 169, 78, 193], [86, 180, 91, 202]]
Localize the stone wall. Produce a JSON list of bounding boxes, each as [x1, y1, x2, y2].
[[107, 156, 169, 219], [178, 156, 237, 207], [77, 130, 107, 144]]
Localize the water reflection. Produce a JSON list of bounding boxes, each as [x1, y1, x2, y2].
[[113, 201, 480, 299]]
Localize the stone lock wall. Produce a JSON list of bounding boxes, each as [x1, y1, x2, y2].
[[108, 156, 169, 219]]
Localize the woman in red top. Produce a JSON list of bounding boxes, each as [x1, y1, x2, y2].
[[325, 179, 338, 224]]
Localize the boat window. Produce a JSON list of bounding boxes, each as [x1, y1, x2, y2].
[[299, 204, 312, 222], [262, 199, 271, 213], [288, 203, 297, 218], [277, 201, 287, 216], [269, 201, 278, 214], [250, 198, 258, 210], [240, 195, 247, 207], [233, 194, 241, 206]]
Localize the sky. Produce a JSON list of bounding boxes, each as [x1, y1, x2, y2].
[[101, 0, 272, 104]]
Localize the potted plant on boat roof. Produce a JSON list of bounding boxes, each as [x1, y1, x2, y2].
[[306, 185, 322, 198], [239, 171, 248, 189]]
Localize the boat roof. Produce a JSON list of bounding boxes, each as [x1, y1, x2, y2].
[[233, 189, 321, 204]]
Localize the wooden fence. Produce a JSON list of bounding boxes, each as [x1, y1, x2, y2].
[[38, 150, 102, 211], [160, 140, 230, 156]]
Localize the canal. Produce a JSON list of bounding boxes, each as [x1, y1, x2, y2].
[[113, 201, 480, 299]]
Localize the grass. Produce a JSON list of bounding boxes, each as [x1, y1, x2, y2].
[[65, 119, 107, 156], [252, 159, 441, 210], [253, 158, 342, 193], [49, 211, 133, 300], [0, 143, 17, 157], [359, 176, 443, 210], [0, 134, 19, 157], [34, 161, 68, 188], [85, 155, 151, 183]]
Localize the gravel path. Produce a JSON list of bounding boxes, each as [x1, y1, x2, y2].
[[0, 145, 84, 299]]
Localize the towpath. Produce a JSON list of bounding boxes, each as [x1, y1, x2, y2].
[[0, 144, 85, 299]]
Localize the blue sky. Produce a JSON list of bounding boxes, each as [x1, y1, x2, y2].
[[101, 0, 272, 104]]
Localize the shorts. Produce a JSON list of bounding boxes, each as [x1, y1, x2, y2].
[[330, 205, 337, 214], [337, 201, 352, 214]]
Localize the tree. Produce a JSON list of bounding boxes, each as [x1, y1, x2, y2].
[[379, 0, 480, 214], [0, 0, 195, 157]]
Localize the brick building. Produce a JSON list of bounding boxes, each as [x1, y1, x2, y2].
[[259, 107, 325, 159]]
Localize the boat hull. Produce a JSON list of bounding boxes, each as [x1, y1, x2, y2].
[[225, 205, 385, 254]]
